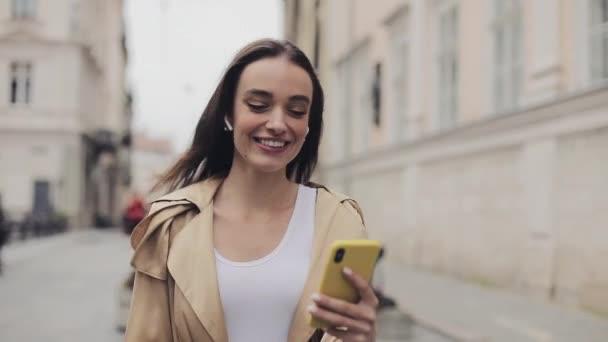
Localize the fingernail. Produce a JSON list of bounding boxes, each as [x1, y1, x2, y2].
[[307, 305, 317, 313], [343, 267, 353, 275], [311, 293, 321, 302]]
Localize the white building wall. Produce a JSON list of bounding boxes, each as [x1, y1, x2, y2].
[[131, 149, 174, 203], [288, 0, 608, 315], [324, 87, 608, 314], [0, 0, 127, 226], [0, 133, 80, 219]]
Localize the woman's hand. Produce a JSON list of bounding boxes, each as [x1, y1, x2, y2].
[[308, 267, 379, 341]]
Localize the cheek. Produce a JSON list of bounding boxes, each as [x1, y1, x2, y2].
[[295, 119, 310, 140], [233, 110, 258, 136], [289, 114, 309, 133]]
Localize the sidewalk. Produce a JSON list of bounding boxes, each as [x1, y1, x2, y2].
[[3, 232, 78, 266], [2, 228, 109, 266], [383, 261, 608, 342], [0, 229, 129, 342]]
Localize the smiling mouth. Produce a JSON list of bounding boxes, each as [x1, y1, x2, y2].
[[253, 137, 290, 149]]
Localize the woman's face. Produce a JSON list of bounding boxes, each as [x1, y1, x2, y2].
[[230, 56, 313, 175]]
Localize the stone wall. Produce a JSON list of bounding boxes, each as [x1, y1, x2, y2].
[[322, 87, 608, 313]]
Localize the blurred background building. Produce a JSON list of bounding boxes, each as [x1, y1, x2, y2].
[[0, 0, 131, 227], [130, 131, 174, 203], [285, 0, 608, 316]]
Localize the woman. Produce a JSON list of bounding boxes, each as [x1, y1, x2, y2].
[[126, 39, 378, 342]]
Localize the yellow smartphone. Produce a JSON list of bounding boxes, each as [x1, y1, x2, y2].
[[309, 239, 383, 329]]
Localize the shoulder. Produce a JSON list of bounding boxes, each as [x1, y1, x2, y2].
[[307, 182, 365, 225], [130, 178, 221, 250], [129, 196, 199, 279], [130, 199, 195, 250]]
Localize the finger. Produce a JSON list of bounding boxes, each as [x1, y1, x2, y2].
[[325, 327, 350, 340], [308, 304, 372, 335], [327, 327, 371, 342], [312, 293, 375, 323], [343, 267, 379, 308]]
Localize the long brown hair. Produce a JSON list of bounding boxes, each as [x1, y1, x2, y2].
[[153, 39, 325, 193]]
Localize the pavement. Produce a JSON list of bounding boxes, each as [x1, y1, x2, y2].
[[3, 230, 605, 342], [0, 230, 131, 342], [382, 260, 608, 342], [0, 230, 433, 341]]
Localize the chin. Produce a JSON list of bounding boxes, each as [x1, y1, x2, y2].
[[252, 163, 288, 174], [248, 156, 292, 174]]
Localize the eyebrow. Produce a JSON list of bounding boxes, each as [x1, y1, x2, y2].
[[244, 88, 310, 104], [244, 89, 272, 99]]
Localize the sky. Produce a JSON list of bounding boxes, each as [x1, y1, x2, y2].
[[124, 0, 283, 153]]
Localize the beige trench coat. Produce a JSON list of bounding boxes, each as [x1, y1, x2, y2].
[[125, 178, 368, 342]]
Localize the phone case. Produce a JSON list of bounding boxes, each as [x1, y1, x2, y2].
[[309, 239, 383, 329]]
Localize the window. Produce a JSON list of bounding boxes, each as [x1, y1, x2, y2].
[[351, 45, 372, 154], [70, 1, 81, 33], [387, 9, 409, 141], [492, 0, 523, 113], [9, 62, 33, 105], [313, 0, 321, 69], [436, 1, 459, 129], [289, 0, 300, 41], [11, 0, 37, 19], [372, 63, 382, 127], [332, 60, 350, 160], [590, 0, 608, 83]]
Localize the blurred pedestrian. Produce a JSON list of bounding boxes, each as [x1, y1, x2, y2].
[[122, 192, 146, 235], [0, 194, 8, 275], [372, 248, 396, 311], [126, 39, 378, 342]]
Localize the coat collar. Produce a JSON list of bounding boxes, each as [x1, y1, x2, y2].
[[133, 178, 365, 342], [154, 177, 222, 211]]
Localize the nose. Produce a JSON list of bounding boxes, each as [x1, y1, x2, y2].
[[265, 109, 287, 134]]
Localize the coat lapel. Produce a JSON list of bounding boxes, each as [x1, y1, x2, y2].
[[166, 179, 228, 342], [288, 189, 341, 342]]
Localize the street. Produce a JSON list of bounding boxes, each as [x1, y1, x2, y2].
[[0, 230, 449, 342], [0, 230, 130, 342]]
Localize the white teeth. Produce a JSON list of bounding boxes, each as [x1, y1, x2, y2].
[[259, 139, 286, 148]]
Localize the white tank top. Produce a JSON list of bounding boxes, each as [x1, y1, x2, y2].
[[214, 185, 316, 342]]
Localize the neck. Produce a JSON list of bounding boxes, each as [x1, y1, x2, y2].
[[216, 162, 298, 211]]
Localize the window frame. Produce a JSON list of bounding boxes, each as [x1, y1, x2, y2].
[[435, 0, 459, 130], [331, 59, 351, 160], [589, 0, 608, 84], [386, 8, 410, 142], [11, 0, 37, 19], [490, 0, 524, 113], [350, 43, 372, 154], [9, 61, 33, 106]]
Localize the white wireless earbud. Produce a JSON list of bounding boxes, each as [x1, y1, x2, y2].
[[305, 127, 309, 136], [224, 117, 233, 132]]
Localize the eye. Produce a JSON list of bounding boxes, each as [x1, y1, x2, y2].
[[289, 110, 306, 116], [247, 102, 268, 112], [288, 108, 307, 117]]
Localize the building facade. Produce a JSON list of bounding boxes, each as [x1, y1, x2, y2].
[[285, 0, 608, 315], [130, 131, 174, 204], [0, 0, 131, 227]]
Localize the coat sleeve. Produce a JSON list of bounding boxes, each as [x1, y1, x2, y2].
[[125, 271, 173, 341]]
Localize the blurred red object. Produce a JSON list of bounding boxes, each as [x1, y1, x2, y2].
[[123, 195, 146, 235]]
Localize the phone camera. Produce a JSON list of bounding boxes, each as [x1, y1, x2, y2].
[[334, 248, 345, 263]]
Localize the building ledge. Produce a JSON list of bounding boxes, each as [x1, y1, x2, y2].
[[323, 84, 608, 174]]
